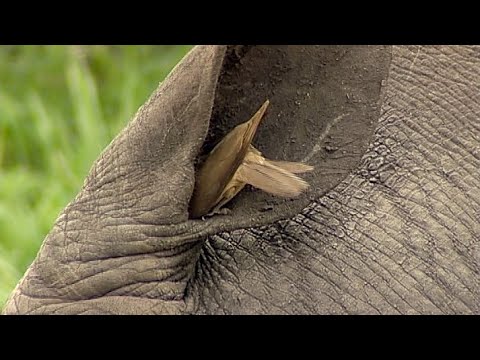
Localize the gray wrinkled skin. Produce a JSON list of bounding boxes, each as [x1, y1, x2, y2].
[[3, 45, 479, 315]]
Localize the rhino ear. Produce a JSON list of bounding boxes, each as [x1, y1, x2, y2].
[[80, 45, 228, 224]]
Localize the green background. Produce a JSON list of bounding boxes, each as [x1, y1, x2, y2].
[[0, 45, 193, 307]]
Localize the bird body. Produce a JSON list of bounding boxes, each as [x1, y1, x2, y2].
[[190, 100, 313, 218]]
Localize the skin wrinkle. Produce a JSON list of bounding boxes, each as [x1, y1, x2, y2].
[[239, 255, 300, 304], [274, 246, 360, 313], [394, 155, 476, 270], [62, 250, 194, 287], [72, 242, 200, 264], [430, 191, 477, 253], [423, 173, 476, 228], [386, 142, 476, 218], [345, 193, 456, 299], [197, 252, 225, 312], [192, 260, 211, 313], [231, 245, 306, 304], [198, 236, 291, 313], [289, 222, 355, 281], [394, 222, 468, 312], [380, 47, 478, 312], [105, 281, 188, 301], [401, 48, 478, 90], [401, 105, 476, 172], [69, 262, 186, 300], [212, 224, 369, 313], [204, 238, 241, 284], [318, 241, 401, 313], [344, 218, 431, 308], [198, 243, 225, 293], [25, 296, 186, 315], [202, 244, 235, 310], [301, 210, 419, 312]]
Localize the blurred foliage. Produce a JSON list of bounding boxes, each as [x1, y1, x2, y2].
[[0, 45, 192, 307]]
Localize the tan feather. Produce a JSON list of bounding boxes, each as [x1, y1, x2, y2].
[[248, 145, 313, 173], [236, 153, 309, 197], [263, 160, 314, 174]]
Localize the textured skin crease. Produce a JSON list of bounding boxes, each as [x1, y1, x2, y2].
[[3, 45, 479, 315]]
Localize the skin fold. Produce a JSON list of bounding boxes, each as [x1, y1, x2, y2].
[[3, 45, 479, 315]]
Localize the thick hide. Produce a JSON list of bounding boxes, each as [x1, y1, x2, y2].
[[3, 45, 479, 315]]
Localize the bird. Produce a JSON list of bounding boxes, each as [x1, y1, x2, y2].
[[190, 99, 313, 218]]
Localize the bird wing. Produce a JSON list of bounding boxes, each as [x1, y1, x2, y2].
[[236, 159, 309, 197]]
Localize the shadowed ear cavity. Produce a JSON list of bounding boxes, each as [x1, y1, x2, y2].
[[202, 45, 392, 229]]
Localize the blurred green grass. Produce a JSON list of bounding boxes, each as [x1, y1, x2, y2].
[[0, 45, 192, 307]]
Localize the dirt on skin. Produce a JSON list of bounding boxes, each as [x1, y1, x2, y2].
[[193, 45, 392, 227]]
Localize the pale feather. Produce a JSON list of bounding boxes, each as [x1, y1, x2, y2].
[[236, 160, 309, 197]]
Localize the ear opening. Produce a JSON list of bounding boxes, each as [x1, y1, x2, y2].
[[192, 45, 392, 227]]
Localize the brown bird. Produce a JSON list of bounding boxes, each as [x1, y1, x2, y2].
[[190, 100, 313, 218]]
